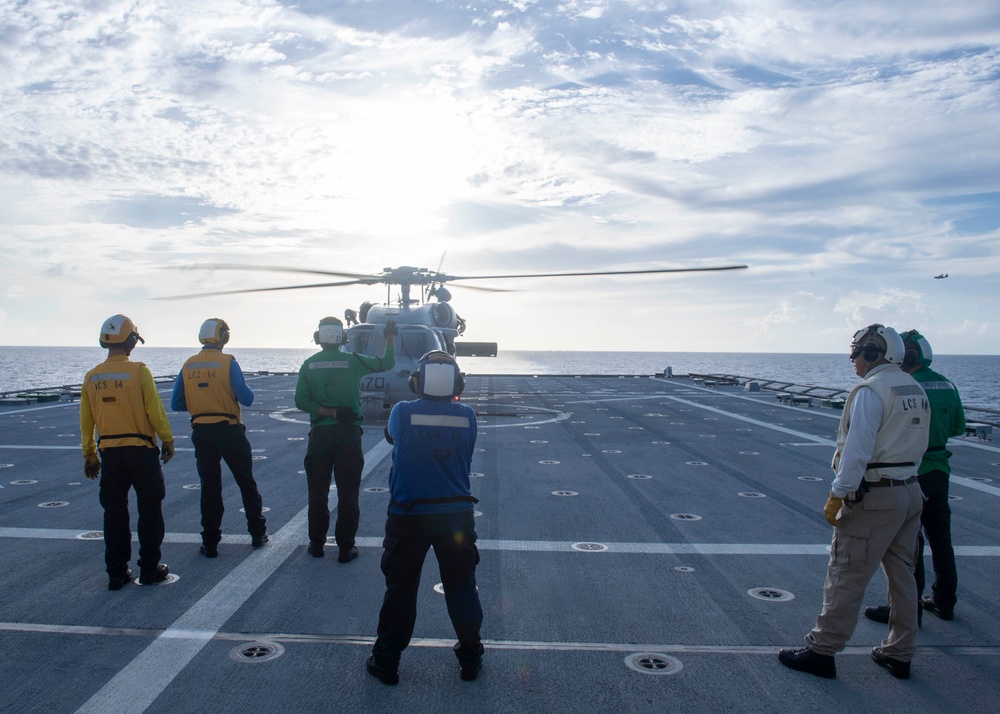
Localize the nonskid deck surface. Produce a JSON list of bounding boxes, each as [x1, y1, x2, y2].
[[1, 375, 998, 713]]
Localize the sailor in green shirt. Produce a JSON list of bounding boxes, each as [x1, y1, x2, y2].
[[295, 316, 396, 561], [865, 329, 966, 623], [902, 330, 966, 619]]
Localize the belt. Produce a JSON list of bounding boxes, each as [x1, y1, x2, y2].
[[865, 475, 918, 488]]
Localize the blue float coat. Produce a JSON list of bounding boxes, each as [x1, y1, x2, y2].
[[386, 398, 478, 515]]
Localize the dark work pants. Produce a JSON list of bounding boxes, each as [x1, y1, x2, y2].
[[98, 446, 166, 577], [304, 423, 364, 549], [191, 422, 266, 546], [372, 510, 483, 668], [916, 470, 958, 609]]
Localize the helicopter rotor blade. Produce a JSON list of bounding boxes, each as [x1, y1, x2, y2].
[[447, 283, 517, 293], [170, 263, 377, 281], [153, 280, 369, 301], [439, 265, 748, 282], [156, 262, 745, 300]]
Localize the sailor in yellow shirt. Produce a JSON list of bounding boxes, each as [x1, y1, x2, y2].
[[80, 315, 175, 591]]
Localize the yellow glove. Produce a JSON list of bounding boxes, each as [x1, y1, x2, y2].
[[823, 492, 844, 526], [161, 441, 175, 464], [84, 454, 101, 480]]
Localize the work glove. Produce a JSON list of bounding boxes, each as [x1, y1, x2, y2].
[[84, 454, 101, 480], [161, 441, 175, 465], [823, 492, 844, 527], [383, 319, 398, 338]]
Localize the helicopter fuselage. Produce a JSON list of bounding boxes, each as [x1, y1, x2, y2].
[[347, 302, 466, 419]]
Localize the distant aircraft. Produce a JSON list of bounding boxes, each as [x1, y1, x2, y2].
[[934, 273, 949, 279]]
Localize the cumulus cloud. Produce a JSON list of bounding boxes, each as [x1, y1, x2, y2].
[[0, 0, 998, 351]]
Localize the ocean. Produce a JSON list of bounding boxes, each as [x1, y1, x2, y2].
[[1, 347, 997, 416]]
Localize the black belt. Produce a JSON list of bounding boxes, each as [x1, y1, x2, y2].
[[865, 475, 918, 488], [390, 495, 479, 511], [191, 412, 239, 425], [98, 432, 154, 445]]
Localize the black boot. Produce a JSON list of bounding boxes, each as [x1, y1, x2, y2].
[[778, 647, 836, 679]]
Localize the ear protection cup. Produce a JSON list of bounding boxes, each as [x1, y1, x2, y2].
[[314, 331, 320, 345], [898, 329, 932, 368], [408, 373, 419, 395], [861, 342, 882, 363]]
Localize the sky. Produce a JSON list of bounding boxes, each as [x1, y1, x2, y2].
[[1, 0, 999, 354]]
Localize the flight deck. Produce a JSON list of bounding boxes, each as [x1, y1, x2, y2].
[[1, 373, 998, 713]]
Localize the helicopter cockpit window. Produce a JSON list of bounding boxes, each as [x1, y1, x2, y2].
[[348, 326, 376, 356], [398, 327, 444, 360]]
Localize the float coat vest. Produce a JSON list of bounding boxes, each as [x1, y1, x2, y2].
[[387, 398, 478, 515], [181, 350, 241, 425], [83, 360, 157, 448], [833, 363, 930, 482]]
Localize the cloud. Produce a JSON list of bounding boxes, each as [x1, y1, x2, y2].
[[0, 1, 997, 352]]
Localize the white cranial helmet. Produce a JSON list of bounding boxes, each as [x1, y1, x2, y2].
[[850, 324, 904, 365]]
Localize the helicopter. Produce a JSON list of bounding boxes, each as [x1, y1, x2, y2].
[[160, 262, 748, 418]]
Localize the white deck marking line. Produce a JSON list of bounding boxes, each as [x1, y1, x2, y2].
[[952, 439, 1000, 454], [4, 621, 1000, 657], [950, 475, 1000, 497], [0, 402, 78, 415], [74, 439, 392, 714], [659, 394, 1000, 499], [267, 404, 573, 429], [663, 395, 835, 444], [5, 528, 998, 556], [0, 444, 82, 450]]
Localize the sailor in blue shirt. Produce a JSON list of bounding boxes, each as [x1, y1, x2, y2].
[[367, 351, 483, 685]]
